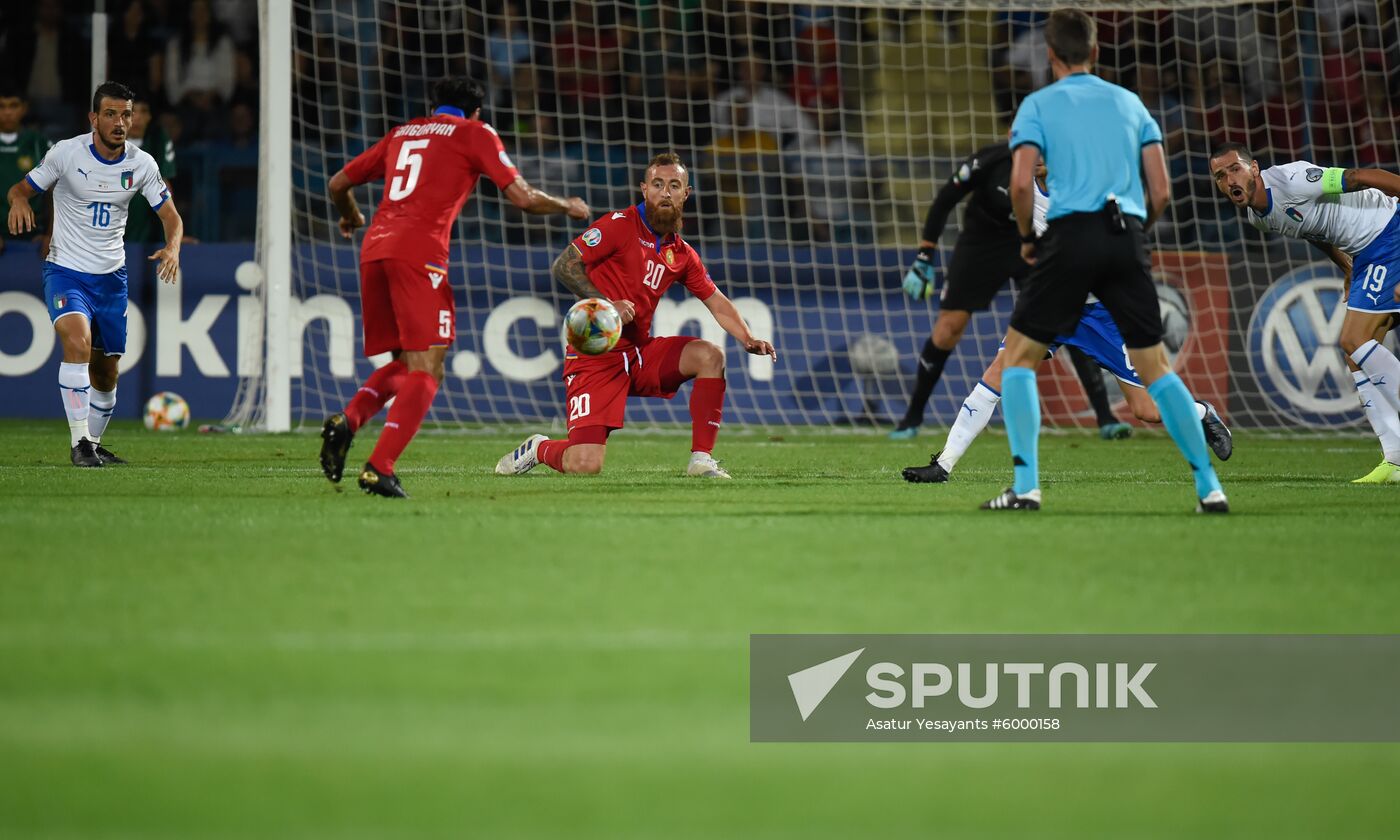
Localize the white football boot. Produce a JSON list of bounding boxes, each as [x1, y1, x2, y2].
[[686, 452, 731, 479], [496, 434, 548, 475]]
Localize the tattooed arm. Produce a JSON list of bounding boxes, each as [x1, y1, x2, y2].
[[552, 244, 635, 324], [552, 243, 602, 298]]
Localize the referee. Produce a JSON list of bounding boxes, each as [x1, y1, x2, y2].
[[893, 140, 1128, 441], [983, 8, 1228, 513]]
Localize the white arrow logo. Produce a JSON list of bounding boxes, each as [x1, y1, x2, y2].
[[787, 648, 863, 721]]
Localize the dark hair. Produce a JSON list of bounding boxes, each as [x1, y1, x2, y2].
[[0, 84, 25, 101], [432, 78, 486, 115], [1210, 142, 1254, 163], [92, 81, 136, 113], [1045, 9, 1096, 66], [645, 152, 687, 179]]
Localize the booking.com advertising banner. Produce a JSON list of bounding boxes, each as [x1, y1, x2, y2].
[[0, 240, 1366, 429]]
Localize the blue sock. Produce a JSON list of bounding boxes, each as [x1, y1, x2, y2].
[[1147, 372, 1222, 499], [1001, 367, 1040, 494]]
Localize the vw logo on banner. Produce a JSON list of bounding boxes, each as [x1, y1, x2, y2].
[[1247, 263, 1363, 428]]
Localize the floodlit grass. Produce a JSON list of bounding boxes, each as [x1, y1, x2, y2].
[[1, 420, 1395, 838]]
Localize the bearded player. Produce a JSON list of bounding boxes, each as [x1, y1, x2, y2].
[[319, 78, 589, 498], [1210, 143, 1400, 482], [496, 153, 777, 479]]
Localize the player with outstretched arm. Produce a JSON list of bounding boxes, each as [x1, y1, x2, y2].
[[495, 153, 777, 479], [5, 81, 182, 468], [1210, 142, 1400, 483], [319, 78, 589, 498]]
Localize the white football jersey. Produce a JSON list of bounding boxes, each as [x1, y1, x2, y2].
[[1032, 179, 1050, 236], [1248, 160, 1397, 256], [25, 133, 169, 274]]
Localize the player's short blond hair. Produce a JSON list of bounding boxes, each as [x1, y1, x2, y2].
[[644, 152, 688, 182]]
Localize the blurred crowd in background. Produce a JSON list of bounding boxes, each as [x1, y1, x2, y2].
[[3, 1, 1398, 251]]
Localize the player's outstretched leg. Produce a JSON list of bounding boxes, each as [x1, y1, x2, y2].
[[680, 341, 731, 478], [904, 380, 1001, 483]]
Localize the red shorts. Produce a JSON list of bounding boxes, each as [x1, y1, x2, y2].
[[360, 258, 454, 356], [562, 335, 698, 434]]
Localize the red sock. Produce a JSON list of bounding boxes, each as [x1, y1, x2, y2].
[[344, 360, 407, 432], [537, 440, 569, 473], [367, 370, 438, 474], [690, 377, 725, 454]]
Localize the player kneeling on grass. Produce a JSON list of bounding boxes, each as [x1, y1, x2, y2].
[[902, 302, 1232, 483], [496, 153, 776, 479]]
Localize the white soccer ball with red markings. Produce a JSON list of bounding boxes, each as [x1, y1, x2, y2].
[[143, 391, 191, 431], [564, 298, 623, 356]]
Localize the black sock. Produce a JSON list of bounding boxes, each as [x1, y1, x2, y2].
[[1066, 346, 1116, 427], [900, 339, 953, 428]]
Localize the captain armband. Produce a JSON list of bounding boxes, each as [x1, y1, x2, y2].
[[1320, 167, 1347, 195]]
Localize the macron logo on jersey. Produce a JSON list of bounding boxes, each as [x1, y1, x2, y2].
[[611, 212, 626, 220]]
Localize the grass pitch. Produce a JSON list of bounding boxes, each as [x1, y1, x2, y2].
[[1, 419, 1396, 838]]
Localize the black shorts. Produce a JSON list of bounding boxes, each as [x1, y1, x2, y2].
[[1009, 210, 1164, 349], [939, 236, 1031, 312]]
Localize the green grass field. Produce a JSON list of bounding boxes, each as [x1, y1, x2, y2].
[[2, 419, 1397, 838]]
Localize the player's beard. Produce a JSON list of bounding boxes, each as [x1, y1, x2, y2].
[[97, 126, 126, 153], [646, 199, 683, 235]]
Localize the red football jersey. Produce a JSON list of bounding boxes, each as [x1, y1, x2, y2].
[[342, 113, 520, 267], [569, 203, 718, 353]]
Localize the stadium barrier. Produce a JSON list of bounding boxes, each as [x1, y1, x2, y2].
[[0, 241, 1361, 429]]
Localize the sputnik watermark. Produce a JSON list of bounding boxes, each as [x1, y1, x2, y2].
[[751, 635, 1400, 742]]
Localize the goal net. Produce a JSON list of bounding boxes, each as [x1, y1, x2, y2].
[[231, 0, 1399, 433]]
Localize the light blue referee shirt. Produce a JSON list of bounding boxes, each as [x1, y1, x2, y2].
[[1009, 72, 1163, 222]]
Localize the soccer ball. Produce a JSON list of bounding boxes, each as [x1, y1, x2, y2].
[[143, 391, 190, 431], [563, 298, 623, 355]]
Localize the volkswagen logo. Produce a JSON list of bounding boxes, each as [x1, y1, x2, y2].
[[1247, 263, 1365, 427]]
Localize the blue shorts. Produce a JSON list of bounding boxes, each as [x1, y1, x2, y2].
[[1048, 302, 1143, 387], [44, 263, 129, 355], [1350, 210, 1400, 313]]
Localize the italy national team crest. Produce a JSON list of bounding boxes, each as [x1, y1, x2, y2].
[[120, 170, 134, 189], [53, 294, 66, 310]]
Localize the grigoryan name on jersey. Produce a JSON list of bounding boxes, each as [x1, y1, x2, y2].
[[25, 133, 170, 275]]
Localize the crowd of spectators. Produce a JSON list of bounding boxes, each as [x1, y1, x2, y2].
[[0, 0, 258, 242], [991, 3, 1400, 242], [6, 1, 1400, 250]]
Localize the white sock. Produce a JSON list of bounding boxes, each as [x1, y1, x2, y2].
[[1351, 340, 1400, 414], [939, 381, 1001, 471], [1194, 401, 1207, 421], [1353, 371, 1400, 463], [88, 386, 116, 444], [58, 362, 91, 447]]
